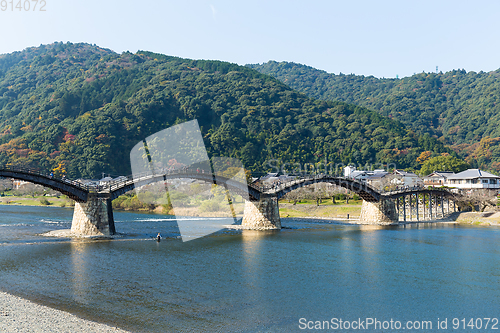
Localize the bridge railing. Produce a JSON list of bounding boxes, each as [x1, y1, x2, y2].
[[254, 175, 456, 197], [0, 165, 459, 200], [379, 184, 455, 195], [254, 174, 381, 195], [0, 165, 93, 192], [101, 168, 260, 194]]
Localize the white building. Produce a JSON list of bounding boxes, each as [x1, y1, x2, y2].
[[423, 171, 455, 187], [99, 177, 113, 186], [344, 166, 357, 178], [12, 179, 29, 189], [365, 171, 390, 190], [445, 169, 500, 189], [391, 170, 423, 187], [344, 166, 387, 182]]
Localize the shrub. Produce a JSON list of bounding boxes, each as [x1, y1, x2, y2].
[[112, 196, 127, 209], [121, 195, 150, 210], [335, 194, 346, 200], [200, 200, 221, 212], [40, 198, 51, 205]]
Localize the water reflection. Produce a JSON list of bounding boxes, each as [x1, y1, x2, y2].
[[241, 230, 266, 296], [70, 240, 91, 305], [357, 225, 385, 231], [359, 227, 383, 286], [1, 206, 500, 332], [241, 230, 270, 249], [398, 221, 458, 229]]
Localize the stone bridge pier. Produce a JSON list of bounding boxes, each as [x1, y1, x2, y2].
[[359, 198, 399, 225], [240, 196, 400, 229], [71, 194, 116, 237], [241, 196, 281, 230]]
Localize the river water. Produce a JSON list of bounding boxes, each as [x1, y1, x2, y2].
[[0, 205, 499, 332]]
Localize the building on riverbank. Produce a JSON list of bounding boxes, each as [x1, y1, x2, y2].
[[445, 169, 500, 189], [423, 171, 455, 187]]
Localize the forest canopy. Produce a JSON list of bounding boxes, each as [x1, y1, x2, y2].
[[248, 61, 500, 173], [0, 43, 451, 179]]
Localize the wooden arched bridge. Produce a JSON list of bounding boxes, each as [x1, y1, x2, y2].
[[0, 167, 91, 202], [0, 167, 468, 237]]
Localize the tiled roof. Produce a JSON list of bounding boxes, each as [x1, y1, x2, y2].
[[394, 169, 418, 177], [447, 169, 500, 179], [366, 172, 389, 179], [425, 171, 455, 178]]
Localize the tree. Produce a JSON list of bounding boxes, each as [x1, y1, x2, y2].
[[419, 155, 469, 176], [52, 161, 67, 177], [13, 183, 45, 197], [416, 151, 432, 164], [0, 179, 12, 195], [461, 189, 498, 212]]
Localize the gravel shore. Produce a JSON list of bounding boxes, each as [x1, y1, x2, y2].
[[0, 291, 130, 333]]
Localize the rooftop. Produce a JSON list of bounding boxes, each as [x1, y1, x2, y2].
[[366, 172, 389, 180], [425, 171, 455, 177], [447, 169, 500, 180], [394, 169, 418, 177]]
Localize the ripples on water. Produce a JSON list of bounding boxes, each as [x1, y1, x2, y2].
[[0, 205, 499, 332]]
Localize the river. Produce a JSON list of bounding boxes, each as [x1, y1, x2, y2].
[[0, 205, 499, 332]]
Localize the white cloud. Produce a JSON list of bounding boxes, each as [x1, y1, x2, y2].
[[210, 4, 217, 21]]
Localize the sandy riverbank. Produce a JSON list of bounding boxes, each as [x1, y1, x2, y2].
[[455, 211, 500, 226], [0, 291, 129, 332], [282, 211, 500, 226]]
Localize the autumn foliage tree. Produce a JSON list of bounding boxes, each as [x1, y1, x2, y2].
[[416, 151, 432, 164]]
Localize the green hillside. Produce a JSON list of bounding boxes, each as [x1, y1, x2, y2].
[[248, 61, 500, 171], [0, 43, 450, 179]]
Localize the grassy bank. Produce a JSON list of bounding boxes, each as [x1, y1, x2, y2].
[[0, 194, 363, 220], [0, 195, 74, 207], [279, 200, 362, 219]]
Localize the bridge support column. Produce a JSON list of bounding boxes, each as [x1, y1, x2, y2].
[[424, 195, 427, 220], [435, 194, 438, 217], [403, 196, 406, 222], [415, 193, 419, 222], [396, 197, 400, 220], [441, 194, 444, 217], [241, 196, 281, 230], [106, 198, 116, 235], [429, 194, 433, 220], [359, 199, 398, 225], [409, 195, 412, 221], [71, 195, 115, 237]]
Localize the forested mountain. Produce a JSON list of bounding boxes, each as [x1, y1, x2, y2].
[[0, 42, 450, 179], [248, 61, 500, 172]]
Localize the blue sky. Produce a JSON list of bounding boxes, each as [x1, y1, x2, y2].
[[1, 0, 499, 78]]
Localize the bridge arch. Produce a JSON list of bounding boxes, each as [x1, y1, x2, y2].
[[382, 188, 460, 200], [270, 176, 381, 202], [0, 168, 89, 202], [107, 172, 261, 200]]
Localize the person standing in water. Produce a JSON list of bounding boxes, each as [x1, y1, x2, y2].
[[156, 233, 161, 242]]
